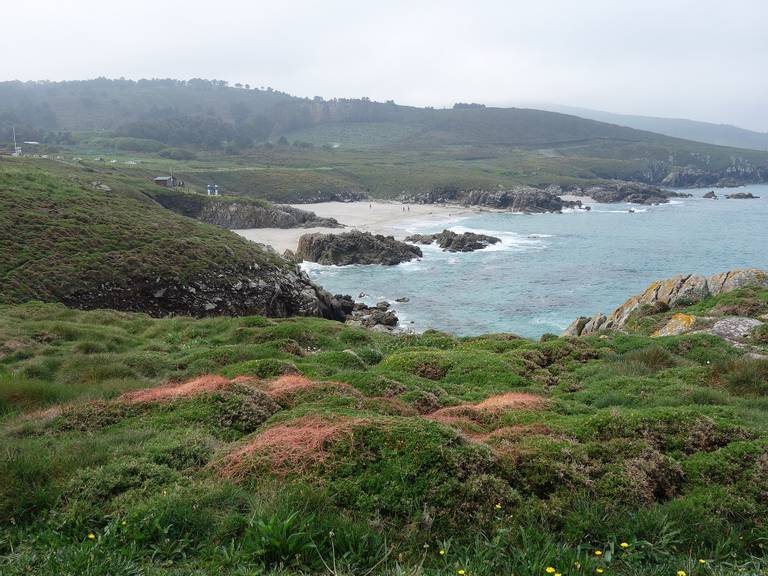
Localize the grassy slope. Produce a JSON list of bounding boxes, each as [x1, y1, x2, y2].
[[1, 288, 767, 575], [0, 157, 285, 305], [58, 132, 768, 203]]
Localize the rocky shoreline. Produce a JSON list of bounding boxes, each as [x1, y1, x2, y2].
[[398, 181, 691, 212], [146, 189, 342, 229], [565, 269, 768, 337]]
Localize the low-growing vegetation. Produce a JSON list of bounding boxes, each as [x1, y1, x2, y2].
[[1, 291, 768, 574]]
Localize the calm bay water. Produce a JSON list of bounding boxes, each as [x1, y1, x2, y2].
[[304, 185, 768, 337]]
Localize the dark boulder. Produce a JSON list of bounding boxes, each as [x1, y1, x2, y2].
[[406, 229, 501, 252], [296, 230, 422, 265]]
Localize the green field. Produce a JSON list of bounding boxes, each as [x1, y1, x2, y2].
[[1, 286, 767, 575]]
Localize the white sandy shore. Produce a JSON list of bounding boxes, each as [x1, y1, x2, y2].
[[234, 201, 478, 253], [559, 194, 593, 203]]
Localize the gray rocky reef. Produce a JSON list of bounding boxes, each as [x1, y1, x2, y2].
[[405, 229, 501, 252], [726, 192, 760, 199], [398, 180, 692, 211], [399, 185, 579, 213]]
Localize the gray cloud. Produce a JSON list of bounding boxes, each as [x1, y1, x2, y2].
[[3, 0, 767, 130]]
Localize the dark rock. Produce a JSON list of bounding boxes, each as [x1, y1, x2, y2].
[[581, 182, 689, 205], [703, 191, 718, 199], [64, 260, 354, 322], [395, 297, 410, 303], [405, 229, 501, 252], [296, 230, 422, 265], [342, 300, 400, 330], [399, 185, 577, 213], [725, 192, 760, 199]]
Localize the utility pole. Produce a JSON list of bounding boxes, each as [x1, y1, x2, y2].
[[12, 126, 21, 157]]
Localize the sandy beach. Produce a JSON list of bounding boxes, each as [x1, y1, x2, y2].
[[559, 194, 593, 203], [234, 201, 477, 253]]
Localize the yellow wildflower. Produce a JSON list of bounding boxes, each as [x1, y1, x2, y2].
[[677, 571, 686, 576], [87, 533, 96, 540], [439, 549, 446, 556], [546, 568, 556, 574], [555, 573, 562, 576], [698, 559, 707, 564], [458, 570, 465, 575], [620, 542, 630, 548], [596, 570, 604, 574], [594, 550, 603, 556], [495, 503, 502, 510]]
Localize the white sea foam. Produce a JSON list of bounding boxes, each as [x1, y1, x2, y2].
[[445, 225, 548, 252]]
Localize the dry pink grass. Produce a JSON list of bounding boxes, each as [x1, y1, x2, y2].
[[263, 375, 361, 405], [217, 415, 361, 478], [426, 392, 546, 443], [475, 392, 544, 411], [119, 374, 255, 404]]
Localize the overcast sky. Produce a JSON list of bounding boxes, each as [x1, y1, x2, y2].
[[3, 0, 767, 131]]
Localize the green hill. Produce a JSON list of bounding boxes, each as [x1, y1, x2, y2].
[[0, 157, 338, 318], [0, 282, 767, 574], [3, 79, 768, 197], [539, 104, 768, 152]]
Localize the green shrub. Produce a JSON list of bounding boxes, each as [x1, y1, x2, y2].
[[723, 358, 768, 395]]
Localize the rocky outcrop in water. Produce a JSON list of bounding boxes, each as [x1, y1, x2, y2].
[[405, 229, 501, 252], [703, 191, 718, 199], [565, 269, 768, 337], [399, 185, 579, 213], [577, 182, 690, 205], [726, 192, 760, 199], [146, 189, 341, 229], [296, 230, 422, 265]]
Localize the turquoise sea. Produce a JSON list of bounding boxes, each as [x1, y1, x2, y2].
[[304, 185, 768, 337]]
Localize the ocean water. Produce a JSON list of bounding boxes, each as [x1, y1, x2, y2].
[[303, 185, 768, 337]]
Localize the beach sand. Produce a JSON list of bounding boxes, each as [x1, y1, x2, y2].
[[234, 201, 476, 253], [559, 194, 593, 203], [560, 194, 595, 204]]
